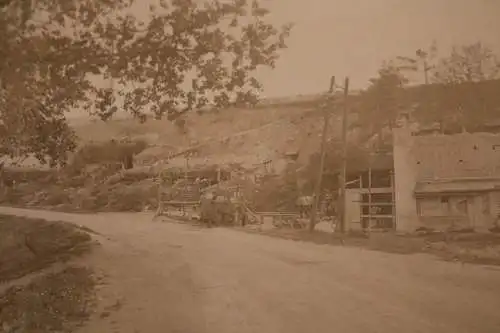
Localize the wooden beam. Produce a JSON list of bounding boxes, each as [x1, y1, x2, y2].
[[359, 202, 394, 206], [358, 188, 393, 194], [360, 214, 394, 219]]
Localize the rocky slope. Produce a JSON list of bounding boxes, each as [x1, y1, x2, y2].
[[71, 101, 348, 172]]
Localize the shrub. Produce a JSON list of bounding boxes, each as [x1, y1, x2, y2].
[[70, 139, 149, 170]]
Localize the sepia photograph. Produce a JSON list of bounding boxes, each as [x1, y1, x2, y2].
[[1, 0, 500, 332]]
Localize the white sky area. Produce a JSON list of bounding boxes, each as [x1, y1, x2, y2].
[[256, 0, 500, 97], [68, 0, 500, 118]]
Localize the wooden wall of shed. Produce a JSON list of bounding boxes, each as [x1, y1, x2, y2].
[[416, 192, 498, 231]]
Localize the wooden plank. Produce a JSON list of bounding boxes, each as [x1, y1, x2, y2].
[[358, 188, 393, 194], [390, 170, 396, 230], [359, 202, 394, 206], [163, 200, 199, 204], [368, 163, 372, 232], [360, 214, 394, 219], [257, 212, 300, 217], [162, 201, 200, 206]]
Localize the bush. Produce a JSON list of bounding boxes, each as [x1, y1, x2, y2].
[[70, 139, 149, 169], [0, 166, 158, 213], [44, 190, 71, 206], [1, 168, 57, 185], [251, 165, 300, 211], [119, 169, 154, 184]]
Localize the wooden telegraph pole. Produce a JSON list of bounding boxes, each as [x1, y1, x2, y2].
[[184, 153, 190, 181], [338, 77, 350, 233], [309, 76, 336, 232]]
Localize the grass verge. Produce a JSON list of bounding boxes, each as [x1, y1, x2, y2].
[[0, 266, 96, 333], [243, 227, 500, 266], [0, 214, 97, 332], [0, 214, 93, 282]]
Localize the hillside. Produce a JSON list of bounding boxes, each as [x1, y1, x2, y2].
[[72, 78, 500, 174], [71, 100, 350, 172], [7, 79, 500, 171]]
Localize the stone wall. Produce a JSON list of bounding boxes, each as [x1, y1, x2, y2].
[[413, 133, 500, 180], [393, 119, 500, 232], [392, 123, 419, 233]]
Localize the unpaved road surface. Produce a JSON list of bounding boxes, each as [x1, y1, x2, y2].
[[1, 207, 500, 333]]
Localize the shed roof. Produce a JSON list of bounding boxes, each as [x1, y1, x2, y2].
[[415, 178, 500, 195]]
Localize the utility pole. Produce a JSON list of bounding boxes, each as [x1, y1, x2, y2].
[[184, 153, 189, 181], [423, 59, 429, 85], [309, 76, 336, 232], [338, 77, 350, 234], [110, 41, 115, 90]]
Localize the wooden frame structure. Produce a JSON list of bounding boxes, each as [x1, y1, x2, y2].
[[356, 169, 396, 232]]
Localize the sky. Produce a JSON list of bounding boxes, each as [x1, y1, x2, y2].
[[254, 0, 500, 98], [71, 0, 500, 119]]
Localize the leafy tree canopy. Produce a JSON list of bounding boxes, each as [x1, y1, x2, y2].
[[0, 0, 292, 166], [356, 61, 408, 135], [355, 42, 500, 137]]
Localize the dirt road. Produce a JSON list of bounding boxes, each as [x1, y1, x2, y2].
[[1, 207, 500, 333]]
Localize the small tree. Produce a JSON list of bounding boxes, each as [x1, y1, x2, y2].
[[396, 41, 438, 84], [252, 172, 299, 211], [433, 42, 500, 84], [426, 43, 500, 130], [302, 141, 369, 192], [356, 61, 408, 143], [393, 42, 500, 131]]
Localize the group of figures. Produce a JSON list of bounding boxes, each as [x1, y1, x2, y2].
[[295, 194, 338, 219], [199, 190, 248, 227]]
